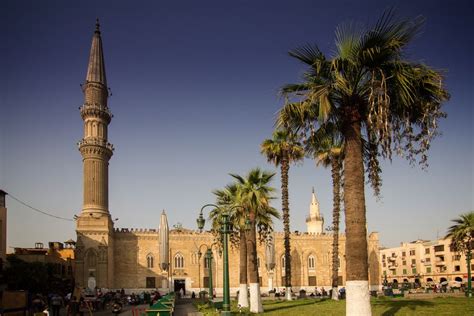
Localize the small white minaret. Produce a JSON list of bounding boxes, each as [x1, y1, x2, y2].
[[306, 187, 324, 234]]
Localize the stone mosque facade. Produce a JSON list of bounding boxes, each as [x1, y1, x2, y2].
[[74, 22, 381, 294]]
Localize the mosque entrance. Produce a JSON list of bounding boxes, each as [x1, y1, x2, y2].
[[174, 279, 186, 296]]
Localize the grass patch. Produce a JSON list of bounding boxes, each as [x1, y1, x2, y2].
[[195, 297, 473, 315]]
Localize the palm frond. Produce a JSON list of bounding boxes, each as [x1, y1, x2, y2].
[[288, 44, 324, 66]]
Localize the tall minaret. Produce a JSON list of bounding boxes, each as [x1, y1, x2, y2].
[[306, 187, 324, 234], [78, 19, 113, 215], [75, 20, 114, 289]]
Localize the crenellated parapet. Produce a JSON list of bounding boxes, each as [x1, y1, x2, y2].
[[114, 228, 158, 234], [169, 229, 206, 235]]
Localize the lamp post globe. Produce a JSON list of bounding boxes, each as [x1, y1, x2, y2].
[[197, 212, 205, 232]]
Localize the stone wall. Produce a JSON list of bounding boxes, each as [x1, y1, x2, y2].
[[110, 228, 380, 294]]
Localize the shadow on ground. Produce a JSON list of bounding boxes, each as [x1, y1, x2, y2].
[[262, 299, 321, 313], [373, 299, 434, 316]]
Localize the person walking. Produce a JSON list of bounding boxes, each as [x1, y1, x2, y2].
[[50, 294, 63, 316], [31, 294, 46, 316]]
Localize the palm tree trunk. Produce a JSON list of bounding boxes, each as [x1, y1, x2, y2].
[[247, 209, 263, 312], [343, 114, 371, 315], [238, 228, 249, 308], [331, 157, 341, 300], [281, 155, 292, 301]]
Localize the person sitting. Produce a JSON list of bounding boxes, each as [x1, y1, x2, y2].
[[322, 288, 328, 297]]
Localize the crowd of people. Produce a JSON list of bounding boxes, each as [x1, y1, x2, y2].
[[268, 287, 346, 299], [28, 287, 165, 315]]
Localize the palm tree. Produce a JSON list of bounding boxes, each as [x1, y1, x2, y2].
[[211, 184, 250, 307], [278, 11, 449, 314], [445, 212, 474, 297], [211, 183, 279, 308], [230, 168, 276, 313], [260, 129, 304, 300], [305, 125, 343, 300]]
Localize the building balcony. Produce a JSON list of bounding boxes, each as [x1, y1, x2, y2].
[[388, 257, 396, 262]]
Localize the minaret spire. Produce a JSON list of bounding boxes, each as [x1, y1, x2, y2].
[[310, 187, 320, 217], [306, 187, 324, 234], [85, 18, 107, 88], [78, 20, 113, 215]]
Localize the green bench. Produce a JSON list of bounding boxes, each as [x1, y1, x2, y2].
[[146, 301, 173, 316], [146, 293, 175, 316], [211, 300, 223, 310]]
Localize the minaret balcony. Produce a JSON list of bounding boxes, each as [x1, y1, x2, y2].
[[306, 215, 323, 223], [78, 138, 114, 158], [80, 103, 113, 122]]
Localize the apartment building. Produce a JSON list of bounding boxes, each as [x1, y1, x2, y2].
[[380, 238, 472, 286]]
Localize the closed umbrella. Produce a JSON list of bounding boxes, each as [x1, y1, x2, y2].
[[159, 210, 169, 271], [265, 233, 275, 271]]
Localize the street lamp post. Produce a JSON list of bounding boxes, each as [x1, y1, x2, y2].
[[198, 242, 221, 301], [198, 251, 201, 295], [221, 212, 231, 313], [467, 250, 472, 298], [197, 203, 244, 316], [206, 248, 214, 300], [197, 244, 209, 299]]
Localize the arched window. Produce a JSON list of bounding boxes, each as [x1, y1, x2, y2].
[[146, 254, 154, 269], [308, 255, 315, 270], [281, 255, 285, 269], [86, 249, 97, 267], [174, 253, 184, 269], [257, 257, 261, 268]]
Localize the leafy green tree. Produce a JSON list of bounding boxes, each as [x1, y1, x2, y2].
[[278, 10, 449, 314], [446, 212, 473, 297], [261, 129, 303, 300], [230, 168, 276, 313]]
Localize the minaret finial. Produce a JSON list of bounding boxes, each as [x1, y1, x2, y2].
[[95, 18, 101, 34], [312, 186, 315, 194]]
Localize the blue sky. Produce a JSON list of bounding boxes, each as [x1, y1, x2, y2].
[[1, 0, 472, 249]]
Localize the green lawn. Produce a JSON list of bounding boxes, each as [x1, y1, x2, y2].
[[195, 297, 473, 315]]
